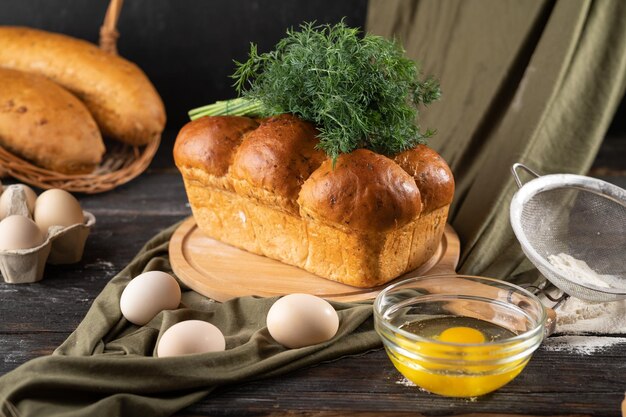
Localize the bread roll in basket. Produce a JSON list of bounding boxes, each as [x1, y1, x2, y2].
[[174, 114, 454, 288]]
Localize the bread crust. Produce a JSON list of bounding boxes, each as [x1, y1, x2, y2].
[[0, 26, 165, 146], [394, 144, 455, 213], [174, 115, 259, 177], [0, 68, 104, 174], [298, 149, 422, 232], [230, 114, 326, 213], [175, 114, 454, 287]]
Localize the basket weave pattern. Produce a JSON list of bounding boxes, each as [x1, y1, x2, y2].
[[0, 0, 160, 193], [0, 139, 159, 193]]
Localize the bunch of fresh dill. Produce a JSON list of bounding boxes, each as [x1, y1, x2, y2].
[[189, 21, 440, 160]]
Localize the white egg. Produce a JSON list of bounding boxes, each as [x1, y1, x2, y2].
[[34, 189, 84, 235], [266, 293, 339, 349], [157, 320, 226, 357], [0, 184, 37, 219], [120, 271, 182, 325], [0, 215, 45, 250]]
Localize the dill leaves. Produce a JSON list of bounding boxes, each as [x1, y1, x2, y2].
[[190, 21, 440, 160]]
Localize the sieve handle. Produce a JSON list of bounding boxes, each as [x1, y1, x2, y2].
[[511, 163, 541, 188], [545, 307, 557, 337]]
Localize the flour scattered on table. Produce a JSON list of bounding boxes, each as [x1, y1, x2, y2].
[[84, 259, 115, 270], [542, 336, 626, 355], [396, 377, 416, 387], [548, 253, 615, 288]]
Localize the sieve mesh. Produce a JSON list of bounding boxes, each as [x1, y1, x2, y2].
[[511, 165, 626, 302]]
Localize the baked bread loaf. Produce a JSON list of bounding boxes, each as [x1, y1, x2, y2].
[[0, 68, 105, 174], [174, 114, 454, 288], [0, 26, 165, 146]]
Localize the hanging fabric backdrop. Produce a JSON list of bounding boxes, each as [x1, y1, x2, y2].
[[367, 0, 626, 279]]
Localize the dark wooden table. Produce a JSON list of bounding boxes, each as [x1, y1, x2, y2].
[[1, 132, 625, 417]]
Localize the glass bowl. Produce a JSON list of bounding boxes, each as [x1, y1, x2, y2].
[[373, 275, 547, 398]]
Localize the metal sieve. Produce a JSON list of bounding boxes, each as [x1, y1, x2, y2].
[[510, 163, 626, 303]]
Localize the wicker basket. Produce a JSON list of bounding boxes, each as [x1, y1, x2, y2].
[[0, 0, 161, 194]]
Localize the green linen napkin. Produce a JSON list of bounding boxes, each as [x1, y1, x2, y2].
[[0, 222, 381, 417]]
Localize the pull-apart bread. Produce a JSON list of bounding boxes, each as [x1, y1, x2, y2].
[[174, 114, 454, 288]]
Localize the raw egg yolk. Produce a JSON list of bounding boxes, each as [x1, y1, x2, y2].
[[387, 325, 530, 397], [438, 326, 485, 344]]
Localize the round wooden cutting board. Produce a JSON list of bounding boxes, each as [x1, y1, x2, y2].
[[169, 217, 460, 302]]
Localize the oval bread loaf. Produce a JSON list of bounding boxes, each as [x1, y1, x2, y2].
[[0, 68, 105, 174], [0, 26, 166, 145]]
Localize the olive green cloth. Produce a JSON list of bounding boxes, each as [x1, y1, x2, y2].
[[0, 222, 380, 417], [367, 0, 626, 278]]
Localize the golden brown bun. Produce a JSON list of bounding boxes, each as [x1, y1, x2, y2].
[[174, 115, 259, 177], [394, 144, 455, 213], [0, 26, 165, 145], [174, 114, 454, 287], [299, 149, 422, 232], [231, 114, 326, 213], [0, 68, 104, 174]]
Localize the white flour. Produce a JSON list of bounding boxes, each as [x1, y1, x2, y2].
[[395, 377, 416, 387], [542, 336, 626, 355], [543, 253, 626, 334], [555, 295, 626, 334], [547, 253, 615, 288]]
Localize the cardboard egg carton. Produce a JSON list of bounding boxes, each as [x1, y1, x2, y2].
[[0, 181, 96, 284]]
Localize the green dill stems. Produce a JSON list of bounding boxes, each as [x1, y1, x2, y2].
[[190, 21, 441, 160]]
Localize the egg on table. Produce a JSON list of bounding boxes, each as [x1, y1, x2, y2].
[[120, 271, 182, 325], [0, 184, 37, 219], [266, 293, 340, 349], [157, 320, 226, 357], [34, 189, 84, 235], [0, 215, 45, 250]]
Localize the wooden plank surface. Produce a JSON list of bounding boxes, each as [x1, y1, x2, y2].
[[0, 132, 625, 416]]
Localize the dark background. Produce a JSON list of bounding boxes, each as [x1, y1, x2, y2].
[[0, 0, 368, 131], [0, 0, 623, 152]]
